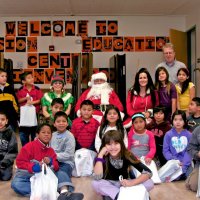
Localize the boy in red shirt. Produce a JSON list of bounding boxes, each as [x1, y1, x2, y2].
[[71, 100, 99, 151], [11, 123, 59, 196], [17, 71, 43, 146]]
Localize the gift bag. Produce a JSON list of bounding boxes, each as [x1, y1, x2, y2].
[[19, 105, 37, 127], [140, 156, 161, 184], [72, 148, 97, 177], [30, 164, 58, 200], [158, 160, 183, 182], [196, 166, 200, 197], [117, 184, 149, 200]]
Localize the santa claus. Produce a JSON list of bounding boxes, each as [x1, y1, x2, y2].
[[75, 72, 124, 122]]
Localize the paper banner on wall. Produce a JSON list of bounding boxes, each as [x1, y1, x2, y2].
[[53, 21, 64, 37], [145, 36, 155, 51], [156, 36, 170, 51], [29, 21, 40, 36], [39, 53, 49, 68], [108, 21, 118, 36], [82, 37, 92, 52], [60, 53, 71, 68], [65, 21, 76, 36], [135, 37, 145, 51], [50, 53, 60, 68], [5, 22, 16, 37], [27, 37, 37, 52], [113, 37, 123, 51], [96, 20, 106, 36], [16, 37, 26, 52], [41, 21, 51, 36], [34, 69, 44, 84], [44, 68, 54, 84], [18, 21, 28, 36], [124, 37, 134, 52], [77, 20, 88, 37], [0, 38, 4, 52], [102, 37, 113, 52], [92, 37, 102, 52], [5, 37, 15, 52], [27, 53, 38, 68]]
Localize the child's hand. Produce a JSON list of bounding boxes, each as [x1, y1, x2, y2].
[[145, 157, 152, 165], [120, 179, 132, 187], [26, 100, 33, 105], [43, 157, 52, 165], [98, 147, 108, 158]]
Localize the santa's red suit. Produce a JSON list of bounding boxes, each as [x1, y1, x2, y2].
[[75, 72, 124, 122]]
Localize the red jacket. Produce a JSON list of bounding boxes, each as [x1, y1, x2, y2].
[[16, 139, 59, 173], [126, 90, 159, 117]]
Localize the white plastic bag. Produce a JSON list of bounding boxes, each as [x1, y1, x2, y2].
[[19, 105, 37, 127], [117, 184, 149, 200], [30, 164, 58, 200], [72, 148, 96, 177], [140, 157, 161, 184], [196, 166, 200, 197], [158, 160, 183, 182]]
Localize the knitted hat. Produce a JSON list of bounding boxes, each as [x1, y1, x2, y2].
[[88, 72, 107, 87], [51, 75, 65, 85]]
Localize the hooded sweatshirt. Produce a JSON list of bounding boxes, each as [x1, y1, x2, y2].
[[0, 125, 18, 167]]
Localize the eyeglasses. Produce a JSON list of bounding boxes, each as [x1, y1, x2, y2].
[[163, 52, 174, 55]]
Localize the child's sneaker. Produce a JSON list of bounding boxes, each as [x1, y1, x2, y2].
[[57, 192, 84, 200]]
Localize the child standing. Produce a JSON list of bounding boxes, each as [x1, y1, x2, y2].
[[0, 111, 18, 181], [17, 71, 43, 146], [176, 68, 195, 113], [187, 97, 200, 132], [155, 66, 177, 120], [0, 68, 18, 131], [162, 110, 192, 180], [128, 113, 156, 165], [51, 111, 84, 200], [71, 100, 99, 151], [11, 123, 59, 196], [95, 105, 128, 152], [92, 130, 153, 200], [146, 106, 171, 166]]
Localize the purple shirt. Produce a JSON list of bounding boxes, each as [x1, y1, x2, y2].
[[163, 128, 192, 173]]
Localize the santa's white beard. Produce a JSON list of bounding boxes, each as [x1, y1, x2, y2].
[[87, 82, 113, 105]]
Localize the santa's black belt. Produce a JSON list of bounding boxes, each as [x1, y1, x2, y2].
[[94, 104, 109, 112]]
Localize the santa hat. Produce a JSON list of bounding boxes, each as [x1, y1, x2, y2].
[[88, 72, 107, 87], [51, 75, 65, 85]]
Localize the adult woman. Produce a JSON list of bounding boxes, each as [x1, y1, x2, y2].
[[41, 75, 74, 126], [125, 68, 159, 127]]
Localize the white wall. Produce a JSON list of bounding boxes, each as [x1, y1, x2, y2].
[[0, 16, 185, 92]]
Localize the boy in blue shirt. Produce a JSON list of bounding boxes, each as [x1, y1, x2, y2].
[[51, 111, 84, 200]]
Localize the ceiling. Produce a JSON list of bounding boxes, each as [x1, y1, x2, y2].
[[0, 0, 199, 17]]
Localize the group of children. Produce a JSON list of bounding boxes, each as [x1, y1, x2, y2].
[[1, 66, 200, 200]]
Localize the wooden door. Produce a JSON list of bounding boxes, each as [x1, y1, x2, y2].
[[170, 29, 187, 65]]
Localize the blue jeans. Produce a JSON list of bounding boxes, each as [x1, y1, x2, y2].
[[11, 170, 33, 196], [56, 162, 74, 192], [19, 126, 37, 146]]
